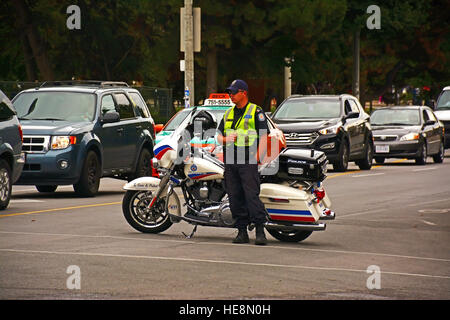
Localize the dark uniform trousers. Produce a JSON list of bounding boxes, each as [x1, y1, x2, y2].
[[224, 163, 267, 229]]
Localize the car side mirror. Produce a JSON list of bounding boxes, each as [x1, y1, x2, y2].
[[154, 124, 164, 133], [342, 111, 359, 122], [101, 111, 120, 123], [424, 119, 435, 126]]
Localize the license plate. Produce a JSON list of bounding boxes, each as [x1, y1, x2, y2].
[[375, 145, 389, 153], [288, 167, 304, 175]]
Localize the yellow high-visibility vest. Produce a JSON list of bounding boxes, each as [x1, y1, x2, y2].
[[223, 103, 258, 147]]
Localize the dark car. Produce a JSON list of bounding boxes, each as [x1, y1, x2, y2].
[[0, 90, 25, 209], [12, 81, 155, 196], [370, 106, 445, 165], [270, 94, 373, 172]]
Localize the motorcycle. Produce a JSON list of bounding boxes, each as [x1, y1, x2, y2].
[[122, 107, 335, 242]]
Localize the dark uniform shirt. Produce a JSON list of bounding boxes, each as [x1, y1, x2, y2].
[[218, 103, 269, 164]]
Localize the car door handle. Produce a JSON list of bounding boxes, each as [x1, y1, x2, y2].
[[117, 128, 124, 133], [135, 125, 142, 130]]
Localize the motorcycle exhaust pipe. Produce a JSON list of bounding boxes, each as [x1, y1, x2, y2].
[[265, 222, 326, 232]]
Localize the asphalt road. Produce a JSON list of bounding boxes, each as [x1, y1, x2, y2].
[[1, 152, 449, 301]]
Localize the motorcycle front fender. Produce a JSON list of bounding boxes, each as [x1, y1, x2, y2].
[[123, 177, 162, 191]]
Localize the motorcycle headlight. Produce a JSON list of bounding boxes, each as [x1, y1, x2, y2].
[[319, 125, 340, 135], [51, 136, 76, 150], [400, 133, 419, 141]]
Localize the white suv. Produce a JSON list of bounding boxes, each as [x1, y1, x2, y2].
[[434, 86, 450, 148]]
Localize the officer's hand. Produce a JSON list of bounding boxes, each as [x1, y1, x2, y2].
[[227, 132, 237, 143]]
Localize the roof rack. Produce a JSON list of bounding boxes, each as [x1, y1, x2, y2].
[[38, 80, 129, 89]]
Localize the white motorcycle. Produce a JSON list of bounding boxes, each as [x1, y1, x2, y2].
[[122, 107, 335, 242]]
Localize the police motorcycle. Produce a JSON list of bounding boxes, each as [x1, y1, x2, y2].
[[122, 107, 335, 242]]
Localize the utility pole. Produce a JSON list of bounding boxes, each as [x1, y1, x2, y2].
[[184, 0, 194, 106], [284, 57, 292, 99], [352, 29, 360, 100]]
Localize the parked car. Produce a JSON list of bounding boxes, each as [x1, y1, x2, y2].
[[12, 81, 155, 196], [370, 106, 445, 165], [0, 90, 25, 209], [434, 86, 450, 148], [270, 94, 374, 172]]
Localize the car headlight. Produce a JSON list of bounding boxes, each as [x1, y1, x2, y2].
[[51, 136, 77, 150], [319, 125, 340, 135], [400, 133, 419, 141]]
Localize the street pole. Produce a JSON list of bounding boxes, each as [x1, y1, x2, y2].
[[352, 29, 360, 100], [284, 57, 292, 99], [184, 0, 194, 106]]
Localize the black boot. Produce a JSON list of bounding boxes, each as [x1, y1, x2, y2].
[[255, 224, 267, 245], [233, 228, 249, 244]]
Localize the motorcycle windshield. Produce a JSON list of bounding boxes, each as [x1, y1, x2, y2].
[[154, 107, 198, 155]]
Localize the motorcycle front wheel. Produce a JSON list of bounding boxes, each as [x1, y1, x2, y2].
[[122, 190, 172, 233], [266, 228, 312, 243]]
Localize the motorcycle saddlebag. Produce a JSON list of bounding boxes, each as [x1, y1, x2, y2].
[[276, 148, 328, 181], [260, 183, 322, 223]]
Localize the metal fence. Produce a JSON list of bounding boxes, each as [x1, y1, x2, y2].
[[0, 81, 174, 124]]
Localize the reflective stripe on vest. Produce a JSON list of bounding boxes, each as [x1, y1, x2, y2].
[[223, 103, 258, 147]]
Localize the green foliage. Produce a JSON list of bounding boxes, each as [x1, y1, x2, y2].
[[0, 0, 448, 105]]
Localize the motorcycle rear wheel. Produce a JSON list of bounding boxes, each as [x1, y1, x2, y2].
[[266, 228, 313, 242], [122, 190, 172, 233]]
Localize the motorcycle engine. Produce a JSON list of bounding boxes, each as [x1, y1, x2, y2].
[[186, 180, 226, 207]]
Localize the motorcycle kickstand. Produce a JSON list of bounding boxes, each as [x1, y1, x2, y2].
[[182, 224, 198, 239]]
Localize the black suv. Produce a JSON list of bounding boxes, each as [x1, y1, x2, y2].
[[12, 81, 155, 196], [270, 94, 373, 172], [0, 90, 25, 209]]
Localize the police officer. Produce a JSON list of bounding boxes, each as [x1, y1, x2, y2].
[[217, 79, 269, 245]]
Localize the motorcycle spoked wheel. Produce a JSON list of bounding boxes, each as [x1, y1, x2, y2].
[[266, 228, 313, 243], [122, 190, 173, 233]]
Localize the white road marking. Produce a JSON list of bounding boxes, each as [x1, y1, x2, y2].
[[422, 220, 437, 226], [413, 167, 438, 172], [10, 199, 44, 203], [0, 231, 449, 262], [339, 208, 388, 218], [0, 248, 448, 280], [407, 198, 450, 207], [351, 173, 385, 178]]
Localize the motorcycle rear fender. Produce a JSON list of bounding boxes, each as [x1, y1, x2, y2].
[[123, 177, 162, 191]]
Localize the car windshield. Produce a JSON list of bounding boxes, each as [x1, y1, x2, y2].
[[164, 108, 228, 131], [436, 90, 450, 110], [13, 91, 96, 122], [370, 109, 420, 126], [272, 99, 341, 120]]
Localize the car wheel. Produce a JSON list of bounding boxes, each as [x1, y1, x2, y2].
[[415, 143, 427, 165], [0, 159, 12, 210], [73, 151, 101, 197], [333, 141, 349, 172], [374, 157, 385, 164], [36, 185, 58, 193], [356, 140, 373, 170], [129, 148, 152, 181], [432, 140, 445, 163]]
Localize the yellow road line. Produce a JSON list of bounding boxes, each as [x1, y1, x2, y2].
[[0, 202, 121, 218]]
